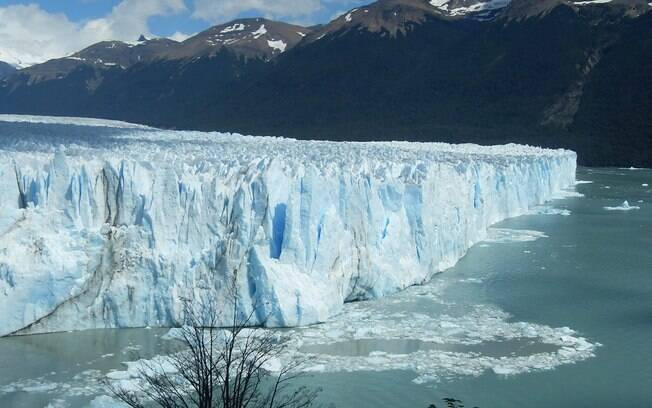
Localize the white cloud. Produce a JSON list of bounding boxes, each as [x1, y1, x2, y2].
[[168, 31, 192, 42], [0, 0, 186, 68], [191, 0, 367, 25], [191, 0, 324, 23], [88, 0, 187, 40]]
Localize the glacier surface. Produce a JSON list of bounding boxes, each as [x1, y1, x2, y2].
[[0, 115, 576, 336]]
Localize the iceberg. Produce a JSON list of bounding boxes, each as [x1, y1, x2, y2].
[[604, 201, 640, 211], [0, 115, 577, 336]]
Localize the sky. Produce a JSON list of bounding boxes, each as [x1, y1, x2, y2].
[[0, 0, 369, 67]]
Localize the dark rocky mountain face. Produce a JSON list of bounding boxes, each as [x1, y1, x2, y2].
[[18, 38, 181, 84], [1, 0, 651, 167], [304, 0, 442, 40], [303, 0, 511, 41], [0, 62, 15, 79], [504, 0, 650, 20]]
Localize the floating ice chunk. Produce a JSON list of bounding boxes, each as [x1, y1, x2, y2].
[[492, 366, 518, 375], [102, 277, 598, 387], [484, 228, 548, 243], [459, 277, 484, 284], [162, 327, 186, 340], [273, 292, 598, 384], [264, 357, 284, 372], [22, 382, 58, 393], [44, 399, 70, 408], [530, 206, 571, 216], [604, 201, 640, 211], [552, 189, 585, 199], [105, 370, 132, 381], [105, 355, 178, 396]]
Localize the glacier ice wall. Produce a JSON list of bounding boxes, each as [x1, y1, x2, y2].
[[0, 116, 576, 336]]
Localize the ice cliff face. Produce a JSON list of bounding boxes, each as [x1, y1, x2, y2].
[[0, 115, 576, 336]]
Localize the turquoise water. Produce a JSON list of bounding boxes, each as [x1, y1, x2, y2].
[[304, 167, 652, 408], [0, 329, 172, 407], [0, 167, 650, 407]]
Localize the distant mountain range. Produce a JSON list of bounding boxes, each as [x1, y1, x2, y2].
[[1, 0, 651, 167]]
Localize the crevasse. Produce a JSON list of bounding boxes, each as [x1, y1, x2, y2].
[[0, 116, 577, 336]]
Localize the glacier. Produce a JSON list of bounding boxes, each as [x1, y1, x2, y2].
[[0, 115, 576, 336]]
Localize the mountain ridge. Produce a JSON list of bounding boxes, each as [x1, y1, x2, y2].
[[0, 62, 15, 79], [7, 18, 311, 86]]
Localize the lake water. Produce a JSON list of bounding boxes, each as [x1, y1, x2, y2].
[[1, 167, 650, 408]]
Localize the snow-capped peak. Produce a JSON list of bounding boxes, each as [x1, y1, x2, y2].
[[430, 0, 512, 18], [178, 18, 310, 59]]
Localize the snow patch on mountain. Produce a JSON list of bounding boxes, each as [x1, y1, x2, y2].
[[449, 0, 511, 16], [345, 9, 359, 22], [267, 40, 287, 52], [252, 25, 268, 39], [430, 0, 450, 8], [430, 0, 512, 16], [574, 0, 613, 5], [221, 23, 246, 34], [0, 115, 577, 336]]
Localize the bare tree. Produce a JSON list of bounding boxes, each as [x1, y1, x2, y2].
[[106, 295, 319, 408]]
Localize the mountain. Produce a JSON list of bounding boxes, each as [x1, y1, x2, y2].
[[505, 0, 650, 20], [166, 18, 312, 60], [17, 38, 180, 84], [0, 62, 15, 79], [7, 18, 310, 86], [303, 0, 511, 41], [1, 0, 651, 167]]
